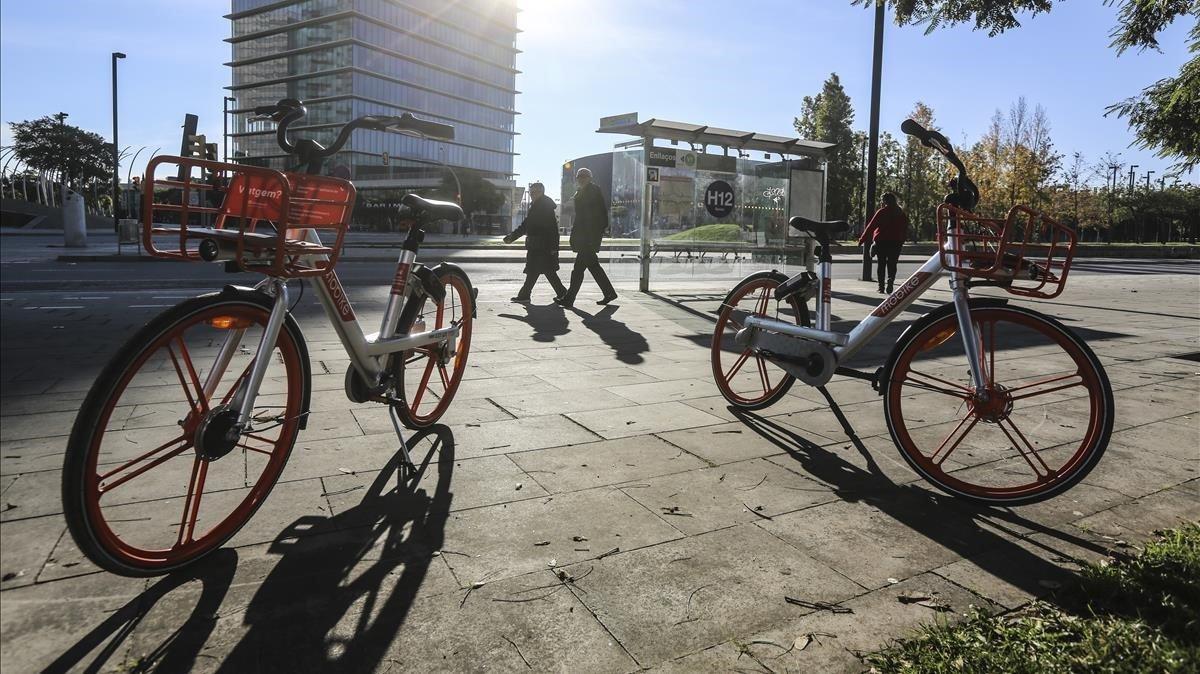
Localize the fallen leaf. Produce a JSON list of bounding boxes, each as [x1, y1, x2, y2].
[[534, 540, 550, 546], [794, 634, 813, 651], [572, 535, 588, 542]]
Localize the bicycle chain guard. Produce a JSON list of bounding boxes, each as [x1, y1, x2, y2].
[[737, 329, 836, 387]]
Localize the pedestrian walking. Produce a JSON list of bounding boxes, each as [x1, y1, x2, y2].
[[858, 192, 909, 294], [557, 167, 617, 307], [504, 182, 566, 302]]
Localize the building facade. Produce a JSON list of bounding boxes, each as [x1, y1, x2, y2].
[[226, 0, 519, 229]]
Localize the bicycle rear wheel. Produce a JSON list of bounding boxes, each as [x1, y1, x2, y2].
[[884, 304, 1113, 505], [392, 266, 474, 429], [710, 271, 807, 410], [62, 290, 307, 576]]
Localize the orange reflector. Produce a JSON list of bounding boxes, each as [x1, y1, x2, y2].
[[922, 325, 957, 351], [207, 315, 253, 330]]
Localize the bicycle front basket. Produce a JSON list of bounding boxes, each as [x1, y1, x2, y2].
[[937, 204, 1077, 299]]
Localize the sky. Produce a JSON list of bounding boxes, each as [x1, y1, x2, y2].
[[2, 0, 1195, 201]]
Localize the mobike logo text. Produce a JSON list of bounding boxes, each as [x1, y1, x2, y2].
[[871, 272, 932, 317], [321, 271, 355, 322], [239, 185, 283, 200]]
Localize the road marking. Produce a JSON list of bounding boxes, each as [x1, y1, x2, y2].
[[23, 306, 84, 310], [129, 304, 175, 308], [151, 296, 193, 299], [63, 296, 111, 300]]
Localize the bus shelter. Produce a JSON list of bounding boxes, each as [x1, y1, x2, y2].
[[592, 114, 834, 290]]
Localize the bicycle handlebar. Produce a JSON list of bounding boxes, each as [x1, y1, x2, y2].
[[249, 98, 456, 165], [900, 118, 978, 211]]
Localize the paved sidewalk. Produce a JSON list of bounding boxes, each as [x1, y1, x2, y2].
[[0, 272, 1197, 673]]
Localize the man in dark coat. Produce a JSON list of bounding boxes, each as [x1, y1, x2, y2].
[[557, 167, 617, 307], [504, 182, 565, 302]]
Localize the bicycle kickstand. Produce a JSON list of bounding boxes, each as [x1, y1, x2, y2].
[[387, 402, 416, 482]]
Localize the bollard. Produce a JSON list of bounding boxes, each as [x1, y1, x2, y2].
[[63, 188, 87, 247]]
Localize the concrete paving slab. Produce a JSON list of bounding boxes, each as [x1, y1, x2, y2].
[[438, 486, 682, 584], [568, 401, 725, 439], [488, 388, 633, 418], [509, 435, 706, 493], [616, 458, 835, 536], [742, 572, 995, 673], [678, 392, 826, 423], [758, 488, 1001, 591], [1072, 482, 1200, 545], [1, 514, 63, 590], [450, 413, 600, 458], [561, 523, 862, 666]]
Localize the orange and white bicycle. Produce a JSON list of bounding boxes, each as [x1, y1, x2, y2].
[[711, 119, 1113, 505], [61, 99, 474, 576]]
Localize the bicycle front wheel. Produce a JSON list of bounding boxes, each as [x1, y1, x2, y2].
[[884, 304, 1113, 505], [392, 266, 474, 428], [62, 290, 307, 576], [711, 271, 807, 410]]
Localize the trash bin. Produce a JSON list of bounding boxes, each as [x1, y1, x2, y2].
[[63, 189, 87, 247], [118, 219, 140, 244]]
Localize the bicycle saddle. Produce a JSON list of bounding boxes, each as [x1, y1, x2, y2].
[[401, 194, 464, 222], [789, 216, 849, 238]]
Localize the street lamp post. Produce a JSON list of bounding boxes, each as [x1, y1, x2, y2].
[[53, 112, 68, 208], [862, 0, 885, 282], [223, 96, 236, 162], [111, 52, 126, 231]]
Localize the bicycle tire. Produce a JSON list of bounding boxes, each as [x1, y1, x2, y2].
[[62, 288, 309, 576], [391, 265, 474, 429], [883, 304, 1114, 505], [710, 270, 809, 410]]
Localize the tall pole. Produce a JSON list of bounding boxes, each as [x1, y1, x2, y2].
[[862, 0, 885, 282], [53, 112, 68, 206], [1127, 164, 1138, 192], [223, 96, 236, 162], [111, 52, 126, 231], [1144, 170, 1154, 190]]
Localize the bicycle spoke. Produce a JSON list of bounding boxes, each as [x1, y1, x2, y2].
[[1009, 372, 1085, 401], [437, 363, 450, 390], [756, 354, 771, 394], [410, 362, 436, 411], [723, 349, 752, 383], [217, 362, 253, 407], [98, 434, 192, 494], [904, 370, 972, 400], [931, 415, 979, 465], [176, 457, 209, 546], [237, 442, 274, 456], [166, 342, 205, 416], [997, 418, 1053, 478]]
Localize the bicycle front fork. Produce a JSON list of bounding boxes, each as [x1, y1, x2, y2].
[[949, 273, 990, 399], [198, 278, 291, 431]]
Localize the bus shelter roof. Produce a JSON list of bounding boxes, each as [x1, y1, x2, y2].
[[596, 117, 835, 159]]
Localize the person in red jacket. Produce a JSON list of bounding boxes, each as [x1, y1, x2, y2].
[[858, 192, 909, 294]]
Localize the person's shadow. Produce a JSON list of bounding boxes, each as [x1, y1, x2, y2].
[[574, 304, 650, 364], [498, 303, 570, 343], [215, 425, 456, 673]]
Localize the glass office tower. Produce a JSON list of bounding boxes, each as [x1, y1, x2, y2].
[[226, 0, 519, 229]]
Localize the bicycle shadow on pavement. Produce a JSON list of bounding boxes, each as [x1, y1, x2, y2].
[[731, 401, 1114, 611], [497, 303, 570, 343], [214, 425, 456, 673], [43, 548, 239, 674]]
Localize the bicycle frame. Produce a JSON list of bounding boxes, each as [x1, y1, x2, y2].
[[218, 227, 461, 429], [743, 233, 990, 393]]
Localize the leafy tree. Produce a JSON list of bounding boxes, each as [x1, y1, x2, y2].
[[960, 97, 1061, 216], [794, 73, 859, 221], [852, 0, 1200, 170], [8, 116, 113, 189], [899, 101, 945, 240]]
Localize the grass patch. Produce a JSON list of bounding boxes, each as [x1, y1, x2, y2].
[[661, 224, 743, 242], [864, 523, 1200, 673]]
